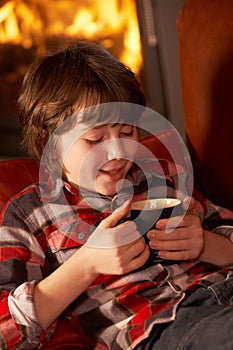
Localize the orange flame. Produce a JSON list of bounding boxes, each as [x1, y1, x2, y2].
[[0, 0, 142, 74]]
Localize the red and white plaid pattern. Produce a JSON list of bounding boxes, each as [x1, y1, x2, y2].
[[0, 161, 233, 349]]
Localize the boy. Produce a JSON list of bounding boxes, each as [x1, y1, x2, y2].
[[0, 41, 233, 349]]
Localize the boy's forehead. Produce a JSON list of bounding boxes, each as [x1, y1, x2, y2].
[[76, 103, 140, 126]]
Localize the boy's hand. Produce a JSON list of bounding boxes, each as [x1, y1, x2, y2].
[[147, 197, 204, 261], [83, 201, 149, 275]]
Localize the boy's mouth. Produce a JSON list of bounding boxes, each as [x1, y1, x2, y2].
[[98, 161, 129, 179], [99, 159, 127, 174], [99, 167, 123, 175]]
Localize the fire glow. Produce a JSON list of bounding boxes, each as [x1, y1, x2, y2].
[[0, 0, 142, 74]]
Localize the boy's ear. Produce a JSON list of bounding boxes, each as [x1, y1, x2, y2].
[[38, 128, 48, 149], [41, 128, 48, 138]]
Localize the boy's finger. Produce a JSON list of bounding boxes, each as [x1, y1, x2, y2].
[[99, 200, 131, 229], [85, 221, 139, 248], [182, 197, 195, 211], [182, 196, 199, 217]]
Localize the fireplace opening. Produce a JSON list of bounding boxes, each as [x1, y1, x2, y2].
[[0, 0, 185, 157], [0, 0, 144, 157]]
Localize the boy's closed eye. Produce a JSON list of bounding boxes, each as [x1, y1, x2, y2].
[[85, 137, 103, 145], [84, 125, 135, 145]]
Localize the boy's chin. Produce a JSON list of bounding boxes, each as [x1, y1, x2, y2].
[[96, 184, 117, 197]]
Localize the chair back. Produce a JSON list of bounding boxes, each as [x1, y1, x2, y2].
[[0, 158, 39, 210], [177, 0, 233, 210]]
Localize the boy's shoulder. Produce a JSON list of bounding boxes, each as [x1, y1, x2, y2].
[[0, 183, 42, 222]]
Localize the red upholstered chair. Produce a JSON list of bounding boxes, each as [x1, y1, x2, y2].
[[177, 0, 233, 210], [0, 158, 39, 211]]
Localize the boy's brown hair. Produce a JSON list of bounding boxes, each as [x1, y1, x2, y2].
[[17, 41, 146, 161]]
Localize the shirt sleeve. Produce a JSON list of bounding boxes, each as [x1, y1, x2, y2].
[[0, 195, 55, 348], [193, 188, 233, 240]]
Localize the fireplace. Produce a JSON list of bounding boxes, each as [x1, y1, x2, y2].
[[0, 0, 185, 157]]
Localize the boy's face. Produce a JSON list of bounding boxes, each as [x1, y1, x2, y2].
[[63, 123, 139, 196]]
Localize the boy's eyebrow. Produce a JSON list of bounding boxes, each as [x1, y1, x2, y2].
[[93, 123, 129, 130]]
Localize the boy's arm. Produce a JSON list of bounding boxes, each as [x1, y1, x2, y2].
[[194, 189, 233, 265], [1, 198, 148, 347], [34, 201, 148, 330], [200, 230, 233, 266], [0, 236, 46, 348], [0, 193, 51, 349]]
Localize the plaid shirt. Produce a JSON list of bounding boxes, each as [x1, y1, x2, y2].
[[0, 159, 233, 349]]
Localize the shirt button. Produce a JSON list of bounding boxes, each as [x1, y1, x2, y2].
[[78, 232, 85, 240], [173, 284, 182, 292]]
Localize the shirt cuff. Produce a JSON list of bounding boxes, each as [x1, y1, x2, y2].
[[213, 226, 233, 241], [8, 281, 43, 348]]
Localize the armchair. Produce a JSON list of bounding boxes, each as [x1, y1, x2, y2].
[[177, 0, 233, 210], [0, 158, 39, 211]]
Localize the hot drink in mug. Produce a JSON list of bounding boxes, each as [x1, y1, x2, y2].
[[129, 198, 184, 264]]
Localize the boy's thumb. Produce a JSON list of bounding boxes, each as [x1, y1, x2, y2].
[[98, 200, 131, 229]]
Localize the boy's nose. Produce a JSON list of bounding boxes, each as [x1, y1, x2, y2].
[[107, 139, 125, 161]]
